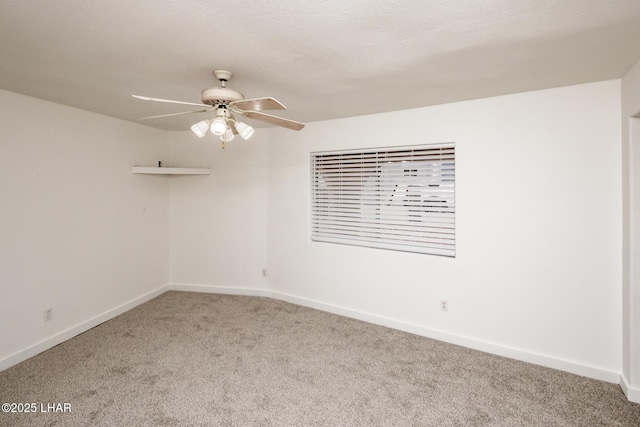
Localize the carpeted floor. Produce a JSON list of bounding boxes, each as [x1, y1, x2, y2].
[[0, 291, 638, 426]]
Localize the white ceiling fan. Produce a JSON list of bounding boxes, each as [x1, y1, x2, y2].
[[133, 70, 304, 146]]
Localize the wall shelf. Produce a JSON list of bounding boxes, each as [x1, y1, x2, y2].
[[131, 167, 210, 175]]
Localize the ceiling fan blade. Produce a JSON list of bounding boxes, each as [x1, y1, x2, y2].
[[244, 111, 305, 131], [138, 109, 210, 120], [132, 95, 209, 108], [230, 97, 286, 111]]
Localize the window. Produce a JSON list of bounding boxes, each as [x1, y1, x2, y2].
[[310, 143, 455, 256]]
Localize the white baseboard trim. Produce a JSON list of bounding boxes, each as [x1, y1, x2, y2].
[[0, 284, 169, 372], [620, 373, 640, 403], [169, 283, 271, 297], [3, 283, 631, 401], [171, 284, 621, 385], [267, 289, 620, 385]]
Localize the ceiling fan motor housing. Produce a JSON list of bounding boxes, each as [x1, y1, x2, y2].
[[201, 87, 244, 106]]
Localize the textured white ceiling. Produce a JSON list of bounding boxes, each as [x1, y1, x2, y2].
[[1, 0, 639, 131]]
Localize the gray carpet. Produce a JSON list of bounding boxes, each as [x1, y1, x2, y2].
[[0, 291, 638, 426]]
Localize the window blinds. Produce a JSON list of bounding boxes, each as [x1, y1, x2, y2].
[[311, 143, 455, 256]]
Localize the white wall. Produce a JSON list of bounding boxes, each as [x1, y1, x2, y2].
[[0, 90, 170, 369], [168, 130, 269, 292], [268, 80, 623, 381], [621, 57, 640, 401], [0, 79, 628, 396]]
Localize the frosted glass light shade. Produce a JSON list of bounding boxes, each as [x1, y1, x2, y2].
[[222, 127, 235, 142], [235, 121, 254, 140], [210, 118, 227, 135], [190, 120, 209, 138]]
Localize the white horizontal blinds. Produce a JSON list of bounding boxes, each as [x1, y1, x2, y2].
[[311, 143, 455, 256]]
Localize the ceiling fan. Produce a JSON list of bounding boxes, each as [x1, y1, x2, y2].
[[133, 70, 304, 147]]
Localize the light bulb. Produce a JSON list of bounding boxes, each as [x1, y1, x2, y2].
[[210, 118, 227, 136]]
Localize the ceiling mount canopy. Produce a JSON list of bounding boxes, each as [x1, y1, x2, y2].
[[133, 69, 304, 148]]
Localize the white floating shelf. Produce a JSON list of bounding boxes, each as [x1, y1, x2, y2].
[[131, 167, 210, 175]]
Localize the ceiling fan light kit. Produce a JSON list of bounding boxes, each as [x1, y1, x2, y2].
[[134, 69, 304, 148]]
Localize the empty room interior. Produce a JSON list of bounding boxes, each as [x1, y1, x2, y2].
[[2, 1, 640, 425]]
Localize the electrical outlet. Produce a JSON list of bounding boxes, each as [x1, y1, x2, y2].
[[262, 268, 268, 277], [43, 308, 53, 322], [440, 299, 448, 312]]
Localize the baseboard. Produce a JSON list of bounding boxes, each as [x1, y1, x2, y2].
[[0, 284, 169, 372], [169, 282, 271, 297], [267, 290, 620, 385], [620, 373, 640, 403], [3, 282, 629, 401], [171, 284, 620, 385]]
